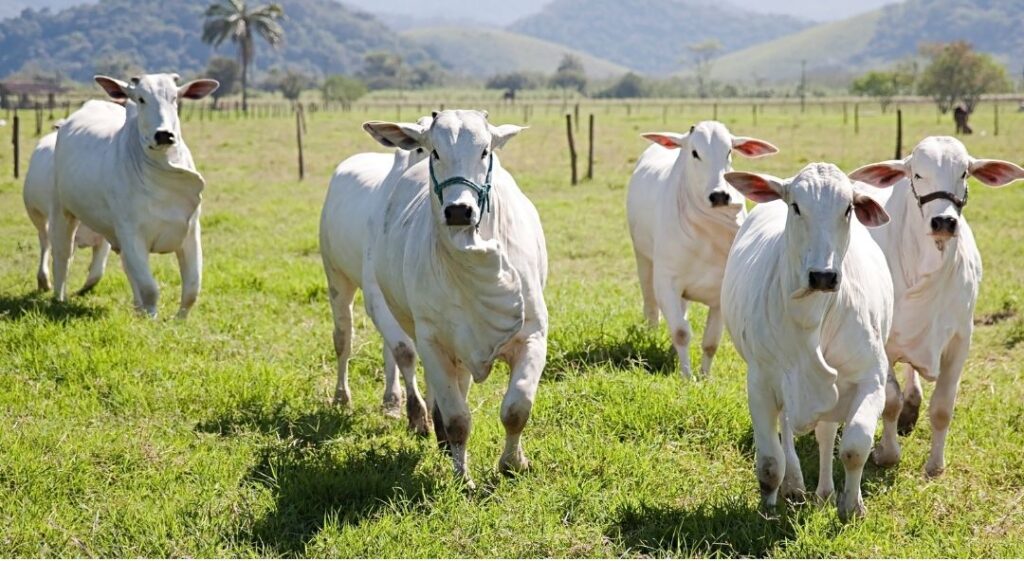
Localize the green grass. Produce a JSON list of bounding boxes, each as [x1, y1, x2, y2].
[[1, 100, 1024, 557]]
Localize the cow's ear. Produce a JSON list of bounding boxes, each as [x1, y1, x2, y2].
[[489, 124, 526, 150], [179, 79, 219, 100], [641, 132, 688, 149], [362, 120, 427, 150], [969, 158, 1024, 187], [732, 136, 779, 158], [848, 159, 907, 188], [725, 171, 785, 203], [94, 75, 130, 101], [853, 192, 890, 227]]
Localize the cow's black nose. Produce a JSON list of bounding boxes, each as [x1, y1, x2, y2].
[[154, 130, 175, 146], [808, 270, 839, 291], [444, 204, 474, 226], [708, 191, 731, 207], [930, 215, 958, 236]]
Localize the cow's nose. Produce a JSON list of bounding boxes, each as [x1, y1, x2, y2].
[[808, 270, 839, 291], [154, 130, 176, 146], [930, 215, 958, 236], [708, 191, 731, 207], [444, 204, 474, 226]]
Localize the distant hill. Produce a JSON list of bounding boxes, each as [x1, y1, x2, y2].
[[712, 0, 1024, 82], [508, 0, 812, 75], [0, 0, 92, 20], [339, 0, 550, 27], [723, 0, 901, 21], [0, 0, 423, 82], [402, 27, 629, 78]]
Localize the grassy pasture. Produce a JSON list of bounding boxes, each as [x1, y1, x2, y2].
[[1, 99, 1024, 557]]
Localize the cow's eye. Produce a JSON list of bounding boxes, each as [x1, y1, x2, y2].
[[913, 173, 922, 180], [961, 171, 968, 179], [791, 202, 801, 215], [415, 148, 424, 154], [137, 97, 145, 104], [845, 204, 853, 219], [431, 150, 438, 159], [481, 149, 489, 159], [691, 149, 701, 161]]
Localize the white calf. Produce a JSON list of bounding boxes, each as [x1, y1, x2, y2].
[[23, 128, 111, 293], [723, 163, 893, 521], [850, 137, 1024, 477], [52, 73, 218, 318], [320, 120, 430, 435], [363, 110, 547, 487], [627, 121, 777, 378]]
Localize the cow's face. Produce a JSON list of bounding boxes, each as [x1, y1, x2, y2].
[[642, 121, 777, 211], [850, 137, 1024, 250], [363, 111, 525, 249], [94, 74, 218, 152], [726, 164, 889, 295]]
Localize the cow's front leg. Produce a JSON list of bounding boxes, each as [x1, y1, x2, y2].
[[925, 337, 969, 478], [418, 332, 475, 488], [748, 372, 784, 510], [872, 367, 903, 467], [120, 234, 159, 317], [814, 421, 838, 501], [174, 219, 202, 319], [898, 365, 923, 435], [78, 239, 111, 295], [499, 329, 546, 475], [837, 369, 886, 522], [654, 273, 692, 379], [700, 305, 724, 377], [779, 413, 806, 502]]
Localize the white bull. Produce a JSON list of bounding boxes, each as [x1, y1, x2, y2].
[[23, 127, 111, 294], [363, 110, 547, 487], [850, 137, 1024, 477], [51, 73, 218, 318], [319, 117, 430, 435], [627, 121, 777, 378], [723, 163, 893, 521]]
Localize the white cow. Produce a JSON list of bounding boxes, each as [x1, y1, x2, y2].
[[363, 110, 547, 487], [320, 117, 430, 435], [23, 127, 111, 293], [849, 137, 1024, 477], [51, 73, 218, 318], [722, 163, 893, 521], [627, 121, 777, 378]]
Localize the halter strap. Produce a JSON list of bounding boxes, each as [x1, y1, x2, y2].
[[429, 153, 494, 218], [910, 177, 968, 214]]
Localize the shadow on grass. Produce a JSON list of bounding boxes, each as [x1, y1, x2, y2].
[[195, 400, 364, 448], [547, 324, 677, 377], [244, 442, 433, 556], [609, 498, 803, 557], [0, 291, 105, 322]]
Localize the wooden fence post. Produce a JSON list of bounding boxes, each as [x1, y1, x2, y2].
[[752, 104, 757, 126], [994, 101, 999, 136], [894, 109, 903, 160], [574, 103, 580, 132], [12, 113, 20, 178], [587, 113, 594, 181], [565, 113, 577, 186], [296, 103, 305, 181], [854, 104, 860, 134]]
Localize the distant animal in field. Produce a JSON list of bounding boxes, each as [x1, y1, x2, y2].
[[850, 136, 1024, 477], [319, 116, 431, 435], [953, 105, 972, 135], [51, 73, 218, 318], [363, 110, 547, 488], [24, 126, 111, 294], [627, 120, 777, 379], [723, 163, 893, 521]]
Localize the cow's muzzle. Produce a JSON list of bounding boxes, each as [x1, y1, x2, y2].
[[154, 130, 176, 146], [808, 269, 839, 292], [444, 204, 475, 226], [930, 215, 958, 238], [708, 191, 731, 208]]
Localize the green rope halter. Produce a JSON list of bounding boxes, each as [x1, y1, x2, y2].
[[429, 153, 494, 219]]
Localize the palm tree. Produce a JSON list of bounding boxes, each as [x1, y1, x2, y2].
[[202, 0, 284, 112]]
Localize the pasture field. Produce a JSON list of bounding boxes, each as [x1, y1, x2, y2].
[[1, 99, 1024, 557]]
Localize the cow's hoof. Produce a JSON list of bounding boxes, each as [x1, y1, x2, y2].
[[37, 274, 51, 292], [382, 397, 402, 419], [332, 390, 352, 409], [837, 498, 866, 523], [924, 461, 945, 479], [897, 400, 921, 436], [814, 486, 834, 505], [498, 453, 531, 476], [871, 443, 901, 468], [407, 399, 431, 437]]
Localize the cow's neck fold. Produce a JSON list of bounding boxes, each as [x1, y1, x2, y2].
[[895, 183, 960, 294], [674, 160, 744, 238], [122, 110, 205, 202]]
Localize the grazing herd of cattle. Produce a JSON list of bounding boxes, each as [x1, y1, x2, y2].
[[20, 73, 1024, 521]]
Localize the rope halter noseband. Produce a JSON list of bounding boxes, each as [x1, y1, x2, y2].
[[429, 152, 494, 221], [909, 175, 968, 215]]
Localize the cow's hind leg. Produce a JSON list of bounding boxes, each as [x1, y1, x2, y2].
[[815, 421, 839, 501], [898, 365, 923, 435], [78, 240, 111, 295], [700, 305, 724, 377], [872, 367, 904, 467], [634, 252, 658, 328], [28, 208, 51, 291], [748, 374, 784, 510], [326, 271, 358, 407], [779, 414, 806, 503], [50, 208, 78, 303], [655, 273, 693, 380]]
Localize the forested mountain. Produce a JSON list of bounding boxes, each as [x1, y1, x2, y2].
[[508, 0, 812, 74], [0, 0, 423, 81]]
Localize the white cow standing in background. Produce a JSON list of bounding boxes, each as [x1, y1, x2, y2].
[[51, 73, 218, 318], [23, 126, 111, 294], [627, 121, 778, 378], [722, 163, 893, 521], [850, 137, 1024, 477], [319, 116, 431, 435], [363, 110, 547, 487]]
